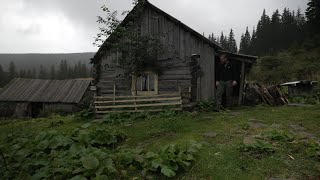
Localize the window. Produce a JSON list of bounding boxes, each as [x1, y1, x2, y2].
[[131, 72, 158, 95]]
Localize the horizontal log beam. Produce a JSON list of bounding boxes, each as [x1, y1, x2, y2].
[[96, 107, 182, 114], [94, 97, 181, 104], [95, 102, 182, 109]]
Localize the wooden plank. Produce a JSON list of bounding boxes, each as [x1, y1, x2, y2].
[[94, 97, 181, 104], [95, 102, 182, 109], [94, 93, 180, 99], [96, 107, 183, 114], [238, 62, 245, 105]]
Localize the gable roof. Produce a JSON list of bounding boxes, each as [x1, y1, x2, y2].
[[0, 78, 91, 103], [92, 0, 223, 63]]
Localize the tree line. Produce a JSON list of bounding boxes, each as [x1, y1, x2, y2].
[[0, 60, 92, 87], [208, 0, 320, 56]]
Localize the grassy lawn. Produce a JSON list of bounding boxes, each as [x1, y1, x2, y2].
[[0, 104, 320, 179]]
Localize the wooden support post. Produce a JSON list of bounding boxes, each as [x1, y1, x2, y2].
[[113, 84, 116, 105], [147, 74, 150, 91], [154, 74, 159, 94], [134, 97, 137, 111], [179, 86, 183, 110], [239, 62, 246, 105]]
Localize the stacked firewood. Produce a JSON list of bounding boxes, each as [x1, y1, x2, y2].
[[244, 83, 289, 106]]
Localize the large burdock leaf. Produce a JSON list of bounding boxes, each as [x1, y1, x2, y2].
[[81, 123, 92, 129], [161, 165, 176, 178], [81, 156, 100, 170], [70, 175, 87, 180]]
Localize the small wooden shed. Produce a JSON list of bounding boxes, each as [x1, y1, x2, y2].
[[280, 80, 318, 97], [91, 0, 257, 113], [0, 78, 92, 118]]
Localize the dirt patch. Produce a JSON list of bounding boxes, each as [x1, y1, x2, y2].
[[249, 119, 268, 130], [202, 132, 218, 138], [243, 136, 258, 145], [149, 131, 176, 138], [271, 123, 282, 129], [289, 124, 306, 132], [229, 112, 242, 117]]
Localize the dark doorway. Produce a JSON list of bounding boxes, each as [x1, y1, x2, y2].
[[31, 103, 43, 118], [215, 55, 241, 106]]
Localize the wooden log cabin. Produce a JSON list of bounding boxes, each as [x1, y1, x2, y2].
[[91, 0, 257, 113]]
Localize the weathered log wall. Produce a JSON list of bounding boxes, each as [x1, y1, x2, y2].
[[96, 6, 216, 101]]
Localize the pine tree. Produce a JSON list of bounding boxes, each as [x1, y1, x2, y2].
[[306, 0, 320, 35], [50, 65, 56, 79], [81, 63, 88, 78], [208, 33, 217, 43], [219, 32, 228, 50], [256, 9, 271, 55], [26, 69, 32, 78], [249, 28, 257, 55], [19, 69, 26, 78], [295, 8, 306, 44], [239, 27, 251, 54], [270, 9, 281, 53], [0, 65, 7, 87], [280, 8, 296, 50], [227, 29, 237, 53], [58, 60, 69, 79], [8, 61, 17, 81], [68, 66, 74, 79], [38, 65, 48, 79], [32, 68, 37, 79]]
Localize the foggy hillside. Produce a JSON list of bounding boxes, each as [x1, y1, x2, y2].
[[0, 52, 95, 71]]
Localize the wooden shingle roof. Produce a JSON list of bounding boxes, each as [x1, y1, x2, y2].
[[0, 78, 91, 103], [92, 0, 223, 63]]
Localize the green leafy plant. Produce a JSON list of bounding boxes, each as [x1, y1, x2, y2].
[[0, 126, 129, 179], [239, 140, 275, 158], [264, 130, 295, 142], [143, 141, 202, 178], [305, 142, 320, 160], [48, 120, 64, 128], [103, 112, 152, 124], [196, 100, 216, 112], [74, 109, 94, 121]]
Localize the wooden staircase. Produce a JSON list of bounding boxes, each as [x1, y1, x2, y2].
[[94, 93, 183, 116]]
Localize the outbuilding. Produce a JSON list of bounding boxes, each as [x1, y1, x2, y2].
[[280, 80, 318, 97], [0, 78, 92, 118]]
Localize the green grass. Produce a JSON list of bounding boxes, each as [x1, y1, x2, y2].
[[1, 104, 320, 179]]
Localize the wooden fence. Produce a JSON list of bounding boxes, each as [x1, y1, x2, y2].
[[94, 93, 183, 115]]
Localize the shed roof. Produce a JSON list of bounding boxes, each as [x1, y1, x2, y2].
[[280, 80, 318, 86], [0, 78, 91, 103]]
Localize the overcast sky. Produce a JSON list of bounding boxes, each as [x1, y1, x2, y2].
[[0, 0, 308, 54]]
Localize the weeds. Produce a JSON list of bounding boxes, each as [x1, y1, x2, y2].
[[239, 140, 275, 158], [73, 108, 94, 121], [264, 130, 295, 142], [196, 100, 216, 112]]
